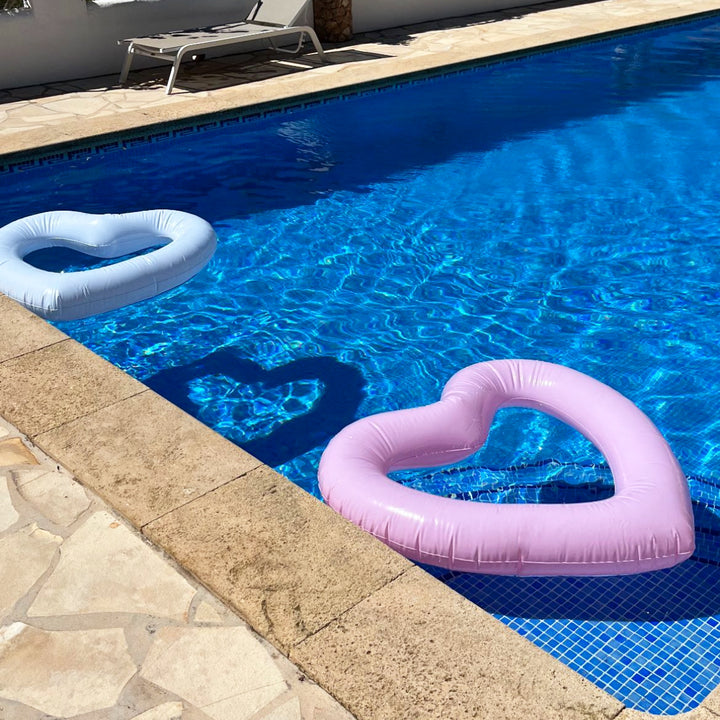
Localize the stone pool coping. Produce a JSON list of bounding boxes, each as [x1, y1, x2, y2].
[[4, 1, 720, 717]]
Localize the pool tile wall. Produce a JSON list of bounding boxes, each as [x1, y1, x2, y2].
[[447, 566, 720, 715]]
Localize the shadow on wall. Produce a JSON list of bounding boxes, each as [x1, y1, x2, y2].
[[144, 349, 365, 467], [352, 0, 606, 43]]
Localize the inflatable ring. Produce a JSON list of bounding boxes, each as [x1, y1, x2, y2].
[[319, 359, 695, 576], [0, 210, 216, 321]]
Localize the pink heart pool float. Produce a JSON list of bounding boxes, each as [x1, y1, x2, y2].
[[318, 359, 695, 576]]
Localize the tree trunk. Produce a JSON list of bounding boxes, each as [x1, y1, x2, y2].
[[313, 0, 352, 43]]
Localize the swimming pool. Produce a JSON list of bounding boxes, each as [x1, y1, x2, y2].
[[3, 14, 720, 714]]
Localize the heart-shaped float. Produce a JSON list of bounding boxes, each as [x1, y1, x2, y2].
[[0, 210, 216, 320], [318, 359, 695, 576]]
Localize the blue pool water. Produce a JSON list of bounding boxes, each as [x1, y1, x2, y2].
[[3, 15, 720, 713]]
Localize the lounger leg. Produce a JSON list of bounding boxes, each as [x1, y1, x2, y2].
[[272, 28, 326, 60], [165, 55, 184, 95], [119, 48, 134, 85], [269, 33, 304, 54], [306, 29, 325, 60]]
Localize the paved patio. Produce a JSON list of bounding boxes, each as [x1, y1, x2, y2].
[[0, 418, 354, 720], [3, 0, 720, 718]]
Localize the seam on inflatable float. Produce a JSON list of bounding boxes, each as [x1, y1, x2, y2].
[[378, 532, 694, 565]]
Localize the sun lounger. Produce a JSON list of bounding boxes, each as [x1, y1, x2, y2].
[[118, 0, 325, 94]]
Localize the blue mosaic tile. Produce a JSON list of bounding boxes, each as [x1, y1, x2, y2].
[[418, 451, 720, 710], [441, 505, 720, 714], [219, 116, 241, 127]]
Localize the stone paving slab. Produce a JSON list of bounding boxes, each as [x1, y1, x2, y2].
[[290, 566, 623, 720], [0, 338, 145, 437], [0, 293, 67, 363], [34, 388, 262, 527], [0, 414, 356, 720]]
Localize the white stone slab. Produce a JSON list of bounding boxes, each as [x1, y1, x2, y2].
[[203, 687, 290, 720], [0, 623, 136, 716], [19, 469, 91, 526], [9, 465, 52, 488], [0, 531, 58, 620], [141, 626, 287, 720], [264, 697, 302, 720], [294, 677, 357, 720], [0, 477, 19, 532], [0, 438, 38, 467], [194, 600, 227, 625], [30, 525, 63, 545], [28, 511, 194, 620], [131, 701, 184, 720]]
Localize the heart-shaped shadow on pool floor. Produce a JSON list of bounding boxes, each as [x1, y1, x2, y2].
[[144, 349, 365, 467]]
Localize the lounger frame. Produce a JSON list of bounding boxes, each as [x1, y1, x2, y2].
[[119, 15, 325, 94]]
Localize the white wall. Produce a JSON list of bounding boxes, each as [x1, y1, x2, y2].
[[352, 0, 549, 33], [0, 0, 257, 90]]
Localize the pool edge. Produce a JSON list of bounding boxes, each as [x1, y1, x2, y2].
[[2, 0, 720, 163], [4, 295, 719, 717]]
